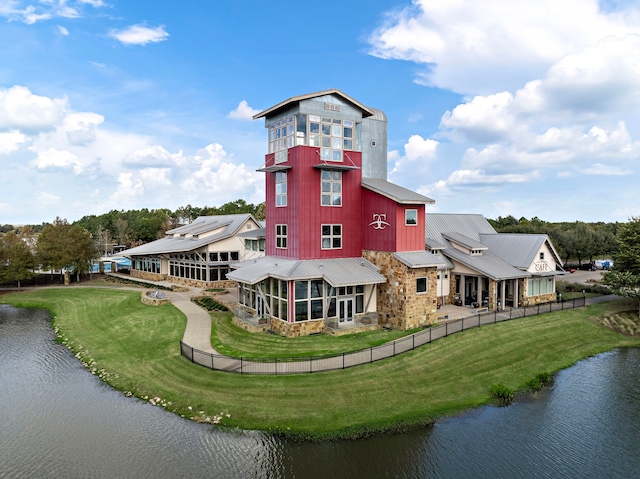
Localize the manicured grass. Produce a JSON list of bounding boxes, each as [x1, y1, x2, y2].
[[2, 287, 639, 440], [210, 312, 421, 358]]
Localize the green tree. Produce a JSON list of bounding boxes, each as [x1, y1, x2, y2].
[[612, 216, 640, 274], [603, 270, 640, 316], [0, 231, 36, 289], [68, 225, 100, 282], [36, 217, 73, 278], [603, 217, 640, 315]]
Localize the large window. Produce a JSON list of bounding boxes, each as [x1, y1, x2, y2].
[[267, 114, 358, 164], [275, 171, 287, 207], [321, 224, 342, 249], [416, 277, 427, 294], [276, 224, 287, 249], [321, 170, 342, 206], [294, 280, 324, 322], [528, 277, 554, 296]]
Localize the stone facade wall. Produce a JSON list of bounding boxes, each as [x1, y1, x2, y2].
[[269, 317, 326, 337], [363, 250, 439, 330], [130, 270, 166, 282], [170, 276, 236, 290]]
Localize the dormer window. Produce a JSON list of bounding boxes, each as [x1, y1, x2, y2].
[[539, 252, 544, 260], [471, 249, 483, 256]]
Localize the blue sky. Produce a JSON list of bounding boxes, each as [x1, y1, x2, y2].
[[2, 0, 640, 225]]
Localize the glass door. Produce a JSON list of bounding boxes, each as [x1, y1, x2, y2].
[[338, 298, 354, 324]]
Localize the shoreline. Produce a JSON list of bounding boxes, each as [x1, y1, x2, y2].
[[2, 286, 639, 441]]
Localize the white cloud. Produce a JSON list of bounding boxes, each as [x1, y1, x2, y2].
[[583, 163, 633, 175], [368, 0, 640, 95], [0, 130, 28, 154], [109, 24, 169, 46], [229, 100, 261, 120], [32, 147, 83, 174], [389, 134, 438, 175], [57, 25, 69, 35], [0, 86, 67, 132]]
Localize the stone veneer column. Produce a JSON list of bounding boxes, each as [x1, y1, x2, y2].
[[362, 251, 439, 330]]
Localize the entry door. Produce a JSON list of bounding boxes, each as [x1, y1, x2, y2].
[[338, 298, 354, 324], [255, 295, 265, 318]]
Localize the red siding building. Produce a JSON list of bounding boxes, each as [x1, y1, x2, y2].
[[228, 89, 447, 336]]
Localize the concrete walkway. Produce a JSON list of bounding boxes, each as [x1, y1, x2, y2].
[[108, 274, 218, 354]]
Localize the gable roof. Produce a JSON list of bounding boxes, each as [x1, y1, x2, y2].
[[120, 214, 257, 257], [425, 213, 564, 280], [253, 89, 375, 120], [480, 233, 563, 269], [362, 178, 435, 205]]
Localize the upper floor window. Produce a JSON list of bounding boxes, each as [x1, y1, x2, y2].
[[276, 224, 287, 249], [416, 277, 427, 294], [321, 224, 342, 249], [539, 252, 545, 260], [405, 209, 418, 226], [267, 114, 357, 163], [275, 171, 287, 207], [321, 170, 342, 206]]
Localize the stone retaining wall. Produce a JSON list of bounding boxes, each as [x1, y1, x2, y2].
[[140, 291, 171, 306], [269, 317, 326, 337]]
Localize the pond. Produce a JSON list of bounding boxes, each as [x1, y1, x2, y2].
[[1, 304, 638, 478]]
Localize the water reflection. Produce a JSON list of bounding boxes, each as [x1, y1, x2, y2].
[[1, 304, 639, 479]]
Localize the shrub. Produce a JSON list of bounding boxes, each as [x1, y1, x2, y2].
[[192, 296, 229, 312], [490, 383, 514, 405], [525, 372, 552, 391]]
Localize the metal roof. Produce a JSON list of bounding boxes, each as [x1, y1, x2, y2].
[[237, 227, 266, 240], [362, 178, 435, 204], [227, 257, 387, 287], [480, 233, 563, 269], [253, 89, 376, 120], [426, 213, 496, 244], [442, 232, 488, 251], [445, 248, 531, 281], [120, 214, 257, 257], [393, 251, 450, 269]]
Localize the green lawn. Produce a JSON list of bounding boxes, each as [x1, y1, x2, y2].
[[2, 286, 639, 440], [211, 311, 421, 358]]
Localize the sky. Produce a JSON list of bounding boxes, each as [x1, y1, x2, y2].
[[2, 0, 640, 225]]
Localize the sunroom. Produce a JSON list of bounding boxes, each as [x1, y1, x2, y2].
[[227, 257, 386, 337]]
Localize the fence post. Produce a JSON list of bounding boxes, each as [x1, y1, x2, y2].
[[446, 322, 448, 336], [240, 357, 243, 375], [211, 354, 214, 370], [275, 357, 278, 375], [310, 356, 313, 374], [393, 341, 396, 356], [413, 334, 415, 350], [370, 347, 373, 364], [461, 317, 464, 331], [343, 352, 345, 369]]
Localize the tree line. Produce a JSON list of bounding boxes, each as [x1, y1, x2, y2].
[[0, 206, 629, 290], [488, 215, 619, 266], [0, 200, 265, 287]]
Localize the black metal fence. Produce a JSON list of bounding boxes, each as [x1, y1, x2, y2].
[[180, 296, 587, 375]]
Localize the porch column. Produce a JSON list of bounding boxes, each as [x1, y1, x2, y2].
[[476, 276, 481, 304], [513, 279, 519, 308], [460, 274, 465, 306], [500, 281, 506, 310]]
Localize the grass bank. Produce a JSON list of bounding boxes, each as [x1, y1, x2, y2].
[[2, 287, 639, 440]]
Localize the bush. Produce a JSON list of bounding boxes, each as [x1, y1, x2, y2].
[[490, 383, 514, 405], [192, 296, 229, 312], [525, 372, 552, 391]]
